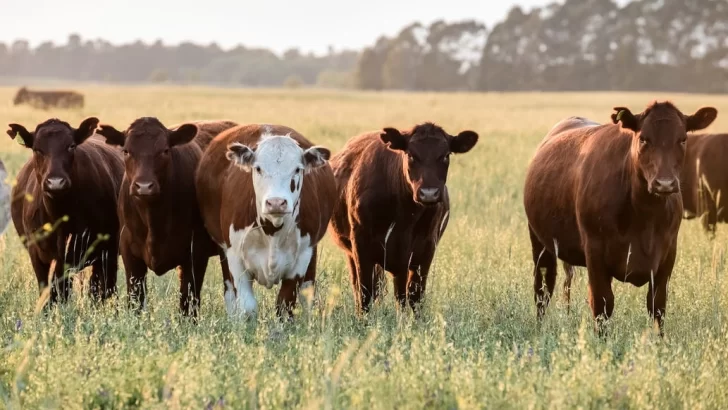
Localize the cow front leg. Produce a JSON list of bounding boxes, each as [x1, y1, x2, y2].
[[225, 250, 257, 318]]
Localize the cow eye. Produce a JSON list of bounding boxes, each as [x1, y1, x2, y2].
[[294, 168, 301, 175], [33, 149, 43, 156], [67, 144, 76, 152], [441, 154, 450, 163], [121, 149, 129, 156], [407, 154, 415, 163], [679, 139, 687, 146], [163, 148, 170, 155], [639, 137, 647, 145], [255, 166, 262, 174]]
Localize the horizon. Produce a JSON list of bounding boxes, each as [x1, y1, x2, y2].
[[5, 0, 556, 55]]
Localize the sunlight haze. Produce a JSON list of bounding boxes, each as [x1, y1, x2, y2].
[[4, 0, 553, 54]]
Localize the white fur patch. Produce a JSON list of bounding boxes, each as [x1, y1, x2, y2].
[[224, 220, 312, 318]]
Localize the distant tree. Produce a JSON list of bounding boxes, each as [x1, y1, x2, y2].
[[316, 70, 354, 89], [149, 68, 169, 83], [284, 74, 304, 88]]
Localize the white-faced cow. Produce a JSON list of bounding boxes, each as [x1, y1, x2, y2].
[[196, 124, 336, 318]]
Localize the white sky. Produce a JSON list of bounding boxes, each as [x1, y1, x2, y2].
[[3, 0, 553, 55]]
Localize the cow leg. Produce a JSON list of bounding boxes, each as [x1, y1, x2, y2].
[[179, 254, 208, 318], [121, 247, 148, 314], [277, 246, 318, 319], [351, 232, 377, 313], [219, 250, 235, 300], [585, 242, 614, 336], [225, 251, 257, 318], [529, 227, 557, 320], [90, 240, 119, 302], [647, 249, 675, 337], [404, 240, 436, 313], [699, 185, 718, 237], [562, 262, 575, 313]]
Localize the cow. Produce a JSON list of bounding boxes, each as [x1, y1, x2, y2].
[[523, 102, 717, 335], [13, 87, 85, 109], [680, 133, 728, 235], [0, 159, 11, 235], [328, 122, 479, 313], [196, 124, 336, 318], [7, 117, 124, 304], [96, 118, 238, 317]]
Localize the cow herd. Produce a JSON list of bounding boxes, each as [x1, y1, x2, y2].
[[1, 99, 726, 335]]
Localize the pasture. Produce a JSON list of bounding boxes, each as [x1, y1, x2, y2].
[[2, 86, 728, 409]]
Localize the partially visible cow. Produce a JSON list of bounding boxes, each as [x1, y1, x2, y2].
[[196, 124, 336, 318], [328, 123, 479, 313], [96, 118, 238, 317], [7, 118, 124, 303], [680, 133, 728, 234], [524, 102, 717, 335], [13, 87, 85, 109], [0, 159, 11, 235]]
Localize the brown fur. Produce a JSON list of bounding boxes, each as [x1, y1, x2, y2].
[[8, 118, 124, 304], [328, 122, 478, 313], [196, 124, 337, 316], [524, 102, 717, 335], [13, 87, 84, 109], [96, 118, 237, 316], [681, 133, 728, 234]]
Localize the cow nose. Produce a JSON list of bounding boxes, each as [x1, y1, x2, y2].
[[45, 177, 68, 191], [134, 181, 156, 195], [654, 178, 677, 193], [418, 187, 441, 203], [265, 198, 288, 214]]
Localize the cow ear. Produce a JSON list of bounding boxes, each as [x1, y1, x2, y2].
[[303, 146, 330, 171], [168, 123, 198, 147], [96, 124, 126, 146], [686, 107, 718, 132], [226, 142, 255, 171], [380, 127, 408, 151], [7, 123, 34, 148], [611, 107, 641, 132], [450, 130, 478, 154], [74, 117, 99, 144]]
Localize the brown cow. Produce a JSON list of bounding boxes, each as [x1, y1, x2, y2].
[[328, 123, 479, 313], [7, 118, 124, 303], [13, 87, 84, 109], [524, 102, 717, 335], [96, 118, 238, 317], [196, 124, 336, 318], [680, 133, 728, 234]]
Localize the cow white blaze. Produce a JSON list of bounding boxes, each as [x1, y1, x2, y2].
[[223, 134, 329, 317]]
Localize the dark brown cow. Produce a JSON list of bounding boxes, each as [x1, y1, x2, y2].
[[96, 118, 238, 316], [680, 133, 728, 234], [196, 124, 336, 318], [524, 102, 717, 335], [13, 87, 84, 109], [7, 118, 124, 303], [328, 123, 478, 313]]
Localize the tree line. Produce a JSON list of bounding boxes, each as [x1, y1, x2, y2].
[[1, 0, 726, 92]]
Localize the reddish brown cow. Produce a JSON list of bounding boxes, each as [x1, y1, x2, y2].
[[13, 87, 84, 109], [8, 118, 124, 303], [196, 124, 336, 318], [524, 102, 717, 335], [328, 123, 478, 313], [680, 133, 728, 234], [96, 118, 237, 316]]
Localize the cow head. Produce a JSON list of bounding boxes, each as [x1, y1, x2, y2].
[[380, 122, 478, 205], [226, 135, 330, 228], [7, 117, 99, 196], [97, 117, 198, 199], [13, 87, 29, 105], [612, 103, 717, 196]]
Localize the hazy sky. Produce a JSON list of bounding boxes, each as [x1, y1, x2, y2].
[[3, 0, 553, 55]]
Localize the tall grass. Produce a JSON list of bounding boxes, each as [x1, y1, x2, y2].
[[1, 87, 728, 408]]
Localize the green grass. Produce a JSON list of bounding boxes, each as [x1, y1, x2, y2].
[[2, 86, 728, 409]]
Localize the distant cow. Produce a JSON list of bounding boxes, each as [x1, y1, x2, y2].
[[524, 102, 717, 335], [0, 159, 11, 235], [328, 123, 479, 313], [13, 86, 84, 109], [7, 118, 124, 303], [680, 133, 728, 234], [97, 118, 238, 316], [196, 124, 336, 318]]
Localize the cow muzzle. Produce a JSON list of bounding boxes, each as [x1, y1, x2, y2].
[[44, 177, 70, 194], [650, 178, 679, 196], [132, 181, 159, 197], [417, 187, 442, 204], [264, 197, 289, 215]]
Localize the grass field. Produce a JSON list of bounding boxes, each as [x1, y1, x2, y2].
[[2, 86, 728, 409]]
